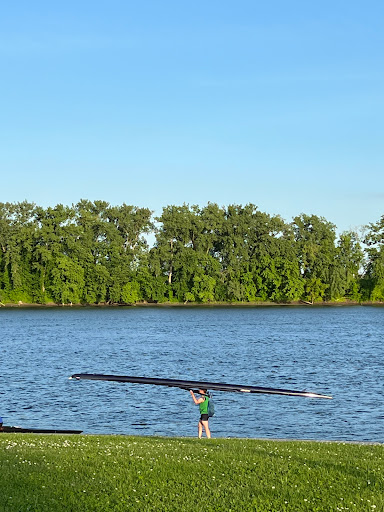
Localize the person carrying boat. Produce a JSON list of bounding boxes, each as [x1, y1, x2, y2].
[[189, 389, 211, 439]]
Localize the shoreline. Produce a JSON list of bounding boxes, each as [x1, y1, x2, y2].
[[0, 430, 382, 445], [0, 300, 383, 308]]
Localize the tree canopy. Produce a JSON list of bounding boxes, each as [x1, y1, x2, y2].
[[0, 200, 379, 305]]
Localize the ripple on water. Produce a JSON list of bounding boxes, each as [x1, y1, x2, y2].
[[0, 305, 383, 441]]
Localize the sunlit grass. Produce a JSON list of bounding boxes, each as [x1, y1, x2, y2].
[[0, 435, 382, 511]]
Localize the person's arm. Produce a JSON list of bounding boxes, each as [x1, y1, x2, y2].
[[189, 390, 204, 404]]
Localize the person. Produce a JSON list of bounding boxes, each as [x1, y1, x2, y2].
[[0, 416, 3, 431], [189, 389, 211, 439]]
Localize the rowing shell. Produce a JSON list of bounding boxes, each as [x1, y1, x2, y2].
[[1, 426, 82, 434], [70, 374, 332, 399]]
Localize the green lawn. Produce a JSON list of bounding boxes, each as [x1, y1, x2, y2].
[[0, 435, 382, 511]]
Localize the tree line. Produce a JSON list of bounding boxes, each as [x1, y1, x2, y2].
[[0, 200, 383, 305]]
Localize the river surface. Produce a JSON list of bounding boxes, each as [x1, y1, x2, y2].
[[0, 305, 383, 442]]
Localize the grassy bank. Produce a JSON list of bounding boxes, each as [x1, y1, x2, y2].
[[0, 435, 382, 511]]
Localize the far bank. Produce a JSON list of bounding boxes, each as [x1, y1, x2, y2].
[[1, 300, 383, 308]]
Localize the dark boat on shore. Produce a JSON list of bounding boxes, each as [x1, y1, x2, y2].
[[1, 426, 82, 434]]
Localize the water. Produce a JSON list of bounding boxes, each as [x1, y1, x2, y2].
[[0, 305, 383, 442]]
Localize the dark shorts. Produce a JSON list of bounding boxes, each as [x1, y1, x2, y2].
[[200, 414, 209, 422]]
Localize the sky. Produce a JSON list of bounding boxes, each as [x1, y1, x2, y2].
[[1, 1, 383, 235]]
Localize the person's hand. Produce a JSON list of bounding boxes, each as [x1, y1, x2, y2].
[[189, 390, 194, 395]]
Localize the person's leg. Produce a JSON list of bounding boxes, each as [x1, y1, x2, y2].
[[201, 420, 211, 438], [198, 419, 203, 438]]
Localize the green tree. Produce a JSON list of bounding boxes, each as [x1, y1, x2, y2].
[[363, 215, 384, 300], [33, 204, 78, 303], [73, 200, 112, 303], [215, 204, 260, 301], [153, 203, 225, 302], [0, 201, 38, 303], [215, 204, 301, 302], [50, 255, 85, 304], [104, 203, 153, 303], [330, 231, 364, 300], [121, 281, 141, 303], [293, 214, 337, 302], [154, 204, 198, 289]]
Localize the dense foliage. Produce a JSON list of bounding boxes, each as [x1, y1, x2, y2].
[[0, 200, 382, 305]]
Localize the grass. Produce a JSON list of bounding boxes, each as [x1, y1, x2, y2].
[[0, 435, 383, 511]]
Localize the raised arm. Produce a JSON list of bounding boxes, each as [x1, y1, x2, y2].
[[190, 390, 204, 404]]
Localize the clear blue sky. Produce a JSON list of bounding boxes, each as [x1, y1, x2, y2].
[[1, 1, 383, 234]]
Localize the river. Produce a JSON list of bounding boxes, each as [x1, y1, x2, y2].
[[0, 305, 383, 442]]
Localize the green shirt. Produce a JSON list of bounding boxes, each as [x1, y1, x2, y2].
[[199, 396, 209, 415]]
